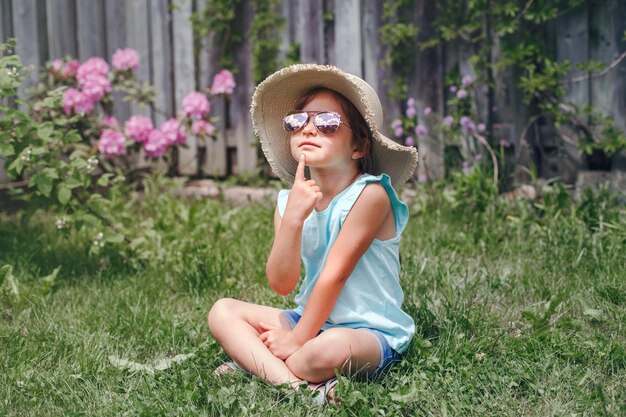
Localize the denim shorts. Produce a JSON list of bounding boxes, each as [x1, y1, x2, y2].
[[281, 310, 401, 378]]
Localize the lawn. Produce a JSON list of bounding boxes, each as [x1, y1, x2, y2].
[[1, 179, 625, 416]]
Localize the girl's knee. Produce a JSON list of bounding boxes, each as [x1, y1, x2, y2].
[[300, 331, 352, 371], [207, 297, 238, 331]]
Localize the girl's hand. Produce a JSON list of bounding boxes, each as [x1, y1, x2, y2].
[[258, 322, 303, 360], [284, 154, 322, 223]]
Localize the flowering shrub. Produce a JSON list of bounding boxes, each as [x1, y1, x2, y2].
[[0, 38, 236, 256], [391, 74, 499, 182]]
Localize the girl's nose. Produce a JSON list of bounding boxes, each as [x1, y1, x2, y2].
[[302, 117, 317, 135]]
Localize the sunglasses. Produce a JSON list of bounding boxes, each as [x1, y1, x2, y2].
[[283, 111, 351, 135]]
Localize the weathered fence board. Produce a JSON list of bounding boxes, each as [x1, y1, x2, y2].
[[333, 0, 361, 76], [76, 0, 106, 60], [0, 0, 13, 42], [412, 1, 444, 180], [229, 1, 256, 175], [125, 0, 152, 119], [296, 0, 324, 64], [361, 1, 380, 91], [103, 0, 131, 126], [46, 0, 77, 60], [12, 0, 41, 96], [197, 0, 228, 177], [172, 0, 198, 176]]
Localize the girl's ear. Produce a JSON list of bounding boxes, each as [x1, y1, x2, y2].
[[352, 149, 364, 160]]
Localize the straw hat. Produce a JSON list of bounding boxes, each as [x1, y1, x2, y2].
[[251, 64, 417, 188]]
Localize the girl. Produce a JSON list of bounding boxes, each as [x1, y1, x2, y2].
[[208, 64, 417, 404]]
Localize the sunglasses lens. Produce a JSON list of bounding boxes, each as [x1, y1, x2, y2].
[[314, 112, 341, 135], [283, 112, 308, 132]]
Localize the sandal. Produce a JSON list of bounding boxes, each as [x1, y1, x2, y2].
[[308, 377, 339, 406], [213, 361, 247, 377]]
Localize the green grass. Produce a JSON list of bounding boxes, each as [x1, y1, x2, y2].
[[1, 183, 625, 416]]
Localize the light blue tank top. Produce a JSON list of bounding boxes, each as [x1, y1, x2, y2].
[[277, 173, 415, 353]]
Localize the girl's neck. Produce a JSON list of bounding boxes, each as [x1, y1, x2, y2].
[[310, 167, 362, 209]]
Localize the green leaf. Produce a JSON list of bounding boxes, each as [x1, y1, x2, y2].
[[40, 266, 60, 294], [57, 185, 72, 205], [31, 167, 59, 197], [583, 308, 604, 321], [34, 173, 54, 197], [0, 143, 15, 156], [37, 122, 54, 141], [30, 146, 47, 156], [65, 131, 82, 143], [76, 213, 100, 227], [0, 264, 19, 299], [0, 264, 10, 286], [105, 233, 125, 244], [97, 173, 113, 187], [64, 178, 84, 189]]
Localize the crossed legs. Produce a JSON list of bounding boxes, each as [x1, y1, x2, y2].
[[208, 298, 381, 387]]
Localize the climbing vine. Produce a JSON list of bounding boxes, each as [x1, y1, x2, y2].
[[250, 0, 284, 85], [379, 0, 418, 100], [424, 0, 626, 160], [191, 0, 244, 72]]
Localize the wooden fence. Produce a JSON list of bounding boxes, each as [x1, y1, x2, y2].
[[1, 0, 625, 186]]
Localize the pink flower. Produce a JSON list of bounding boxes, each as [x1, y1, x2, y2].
[[51, 59, 79, 79], [51, 59, 63, 73], [182, 92, 210, 119], [391, 119, 402, 129], [499, 139, 511, 148], [161, 118, 187, 145], [405, 136, 415, 147], [460, 116, 475, 134], [112, 48, 140, 72], [98, 129, 126, 157], [449, 85, 458, 93], [62, 60, 79, 78], [394, 126, 404, 138], [461, 75, 473, 87], [418, 174, 427, 183], [456, 89, 468, 99], [77, 57, 109, 85], [424, 106, 432, 116], [210, 69, 236, 95], [62, 88, 94, 115], [406, 97, 416, 108], [81, 75, 111, 101], [191, 120, 216, 137], [462, 161, 471, 173], [144, 129, 169, 157], [406, 106, 416, 118], [415, 124, 428, 137], [103, 115, 119, 128], [443, 115, 454, 127], [124, 115, 154, 143], [477, 123, 486, 132]]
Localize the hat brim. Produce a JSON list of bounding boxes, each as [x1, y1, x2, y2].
[[251, 64, 417, 188]]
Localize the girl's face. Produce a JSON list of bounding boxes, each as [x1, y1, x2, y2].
[[289, 91, 362, 173]]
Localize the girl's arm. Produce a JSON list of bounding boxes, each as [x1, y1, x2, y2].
[[260, 182, 392, 358], [265, 206, 302, 295], [265, 155, 322, 295]]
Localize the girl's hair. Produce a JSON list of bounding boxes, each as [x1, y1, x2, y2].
[[293, 87, 373, 173]]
